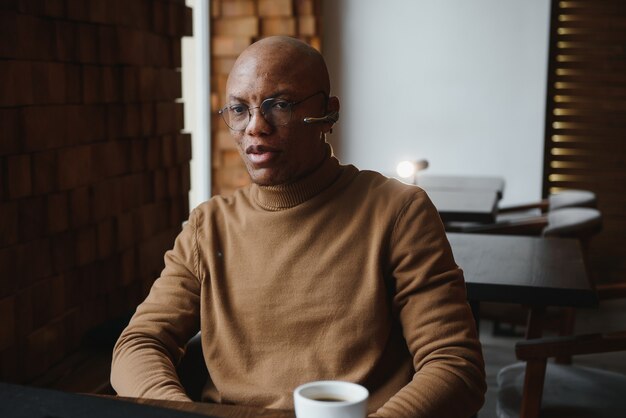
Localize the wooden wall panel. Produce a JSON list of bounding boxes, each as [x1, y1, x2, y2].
[[0, 0, 192, 384], [210, 0, 322, 196], [543, 0, 626, 283]]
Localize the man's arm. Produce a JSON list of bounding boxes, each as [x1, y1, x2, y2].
[[373, 190, 486, 418], [110, 210, 202, 402]]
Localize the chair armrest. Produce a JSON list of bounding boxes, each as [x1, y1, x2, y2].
[[516, 330, 626, 360], [596, 282, 626, 300], [498, 199, 548, 214], [457, 216, 548, 236]]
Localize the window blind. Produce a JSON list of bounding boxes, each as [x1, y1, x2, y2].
[[543, 0, 626, 281]]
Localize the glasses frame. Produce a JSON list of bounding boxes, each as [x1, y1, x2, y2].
[[218, 91, 328, 132]]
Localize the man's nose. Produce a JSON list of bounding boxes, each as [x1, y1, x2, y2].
[[245, 107, 272, 135]]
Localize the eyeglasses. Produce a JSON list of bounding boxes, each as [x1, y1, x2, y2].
[[218, 91, 327, 131]]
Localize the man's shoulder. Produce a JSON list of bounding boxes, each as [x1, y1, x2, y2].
[[338, 166, 429, 213], [351, 167, 426, 199], [189, 186, 253, 221]]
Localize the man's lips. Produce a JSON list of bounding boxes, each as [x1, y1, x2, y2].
[[245, 145, 282, 166]]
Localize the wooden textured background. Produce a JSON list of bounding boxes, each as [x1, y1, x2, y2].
[[0, 0, 192, 383]]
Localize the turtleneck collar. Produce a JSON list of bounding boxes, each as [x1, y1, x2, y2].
[[250, 145, 342, 211]]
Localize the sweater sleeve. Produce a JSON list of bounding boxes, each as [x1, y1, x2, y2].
[[110, 209, 203, 402], [372, 190, 486, 418]]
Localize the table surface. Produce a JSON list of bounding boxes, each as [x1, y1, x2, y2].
[[0, 382, 293, 418], [447, 232, 597, 308], [130, 397, 293, 418]]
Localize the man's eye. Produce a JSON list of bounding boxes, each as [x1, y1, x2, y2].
[[271, 100, 290, 110], [229, 105, 247, 115]]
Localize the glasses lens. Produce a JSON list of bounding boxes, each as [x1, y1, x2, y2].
[[222, 104, 249, 131], [261, 98, 292, 127], [220, 98, 296, 131]]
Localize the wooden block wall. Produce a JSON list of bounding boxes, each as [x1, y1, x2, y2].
[[210, 0, 322, 196], [0, 0, 192, 383]]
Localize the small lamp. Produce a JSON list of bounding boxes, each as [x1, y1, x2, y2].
[[396, 159, 429, 185]]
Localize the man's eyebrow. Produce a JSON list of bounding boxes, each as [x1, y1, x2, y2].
[[227, 90, 294, 103], [269, 90, 292, 98], [228, 94, 246, 103]]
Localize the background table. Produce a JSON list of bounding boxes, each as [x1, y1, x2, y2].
[[447, 232, 597, 336], [416, 174, 504, 223], [427, 189, 500, 223]]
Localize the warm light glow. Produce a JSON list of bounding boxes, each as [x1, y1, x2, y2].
[[558, 41, 584, 50], [556, 69, 581, 76], [554, 95, 575, 103], [396, 159, 429, 179], [551, 161, 586, 169], [551, 148, 583, 156], [557, 28, 576, 35], [556, 54, 577, 62], [551, 135, 572, 142], [554, 109, 578, 116], [396, 161, 417, 178], [549, 174, 584, 182]]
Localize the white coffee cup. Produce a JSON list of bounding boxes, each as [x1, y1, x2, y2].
[[294, 380, 369, 418]]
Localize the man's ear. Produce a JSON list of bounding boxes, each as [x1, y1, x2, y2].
[[324, 96, 340, 132]]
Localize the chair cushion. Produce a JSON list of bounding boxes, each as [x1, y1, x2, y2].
[[497, 362, 626, 418], [549, 190, 597, 211], [542, 208, 602, 238]]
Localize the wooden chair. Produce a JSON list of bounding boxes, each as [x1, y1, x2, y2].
[[448, 208, 603, 337], [497, 189, 597, 218], [496, 330, 626, 418], [448, 207, 602, 240]]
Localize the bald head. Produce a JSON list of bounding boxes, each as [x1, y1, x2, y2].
[[227, 36, 331, 98], [221, 36, 340, 186]]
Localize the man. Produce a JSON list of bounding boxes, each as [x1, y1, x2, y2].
[[111, 36, 486, 418]]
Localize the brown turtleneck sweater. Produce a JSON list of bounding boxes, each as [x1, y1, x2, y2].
[[111, 154, 486, 418]]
